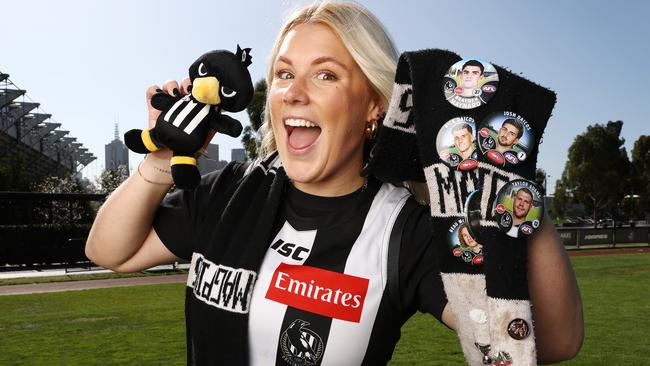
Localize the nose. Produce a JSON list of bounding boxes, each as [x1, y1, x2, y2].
[[282, 75, 309, 105]]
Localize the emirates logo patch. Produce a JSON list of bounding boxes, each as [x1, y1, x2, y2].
[[265, 263, 369, 322]]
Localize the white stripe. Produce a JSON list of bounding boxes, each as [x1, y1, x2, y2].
[[321, 184, 410, 366], [245, 152, 281, 176], [173, 100, 198, 127], [248, 222, 317, 366], [183, 104, 210, 134], [163, 98, 186, 122]]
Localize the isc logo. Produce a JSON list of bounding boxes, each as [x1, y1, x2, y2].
[[270, 239, 310, 261]]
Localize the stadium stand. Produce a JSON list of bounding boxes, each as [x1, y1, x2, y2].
[[0, 72, 95, 181]]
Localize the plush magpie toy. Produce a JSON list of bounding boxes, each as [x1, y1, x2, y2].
[[367, 49, 555, 366], [125, 46, 254, 189]]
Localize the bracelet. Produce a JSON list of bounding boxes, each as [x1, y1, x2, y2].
[[137, 161, 174, 185]]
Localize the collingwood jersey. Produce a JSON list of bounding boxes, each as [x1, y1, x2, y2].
[[153, 159, 446, 365], [162, 95, 212, 135]]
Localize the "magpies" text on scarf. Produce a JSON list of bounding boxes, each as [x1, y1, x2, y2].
[[187, 253, 257, 314]]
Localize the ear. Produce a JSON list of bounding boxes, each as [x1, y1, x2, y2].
[[365, 90, 384, 122]]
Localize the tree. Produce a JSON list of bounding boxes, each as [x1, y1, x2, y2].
[[30, 173, 96, 225], [557, 121, 631, 226], [630, 135, 650, 220], [241, 79, 267, 160], [0, 155, 31, 191], [552, 178, 571, 221], [96, 164, 129, 195]]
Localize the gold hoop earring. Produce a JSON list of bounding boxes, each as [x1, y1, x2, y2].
[[365, 121, 377, 140]]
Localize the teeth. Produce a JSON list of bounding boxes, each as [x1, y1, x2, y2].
[[285, 118, 317, 127]]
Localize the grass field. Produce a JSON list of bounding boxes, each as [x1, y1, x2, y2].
[[0, 269, 188, 286], [0, 253, 648, 365]]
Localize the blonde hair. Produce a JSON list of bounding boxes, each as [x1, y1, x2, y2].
[[258, 0, 398, 158]]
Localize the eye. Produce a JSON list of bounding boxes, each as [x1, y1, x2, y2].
[[221, 86, 237, 98], [316, 70, 337, 81], [198, 63, 208, 76], [274, 70, 293, 80]]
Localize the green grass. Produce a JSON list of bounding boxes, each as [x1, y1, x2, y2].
[[394, 253, 650, 365], [0, 269, 188, 286], [0, 284, 187, 365], [0, 254, 648, 365], [558, 254, 650, 365]]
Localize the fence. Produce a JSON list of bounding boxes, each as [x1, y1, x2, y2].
[[556, 227, 650, 247], [0, 191, 106, 268]]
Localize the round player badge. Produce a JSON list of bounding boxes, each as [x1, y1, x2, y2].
[[448, 217, 484, 266], [477, 111, 534, 168], [442, 58, 499, 110], [465, 189, 483, 240], [494, 180, 544, 238], [436, 117, 479, 170], [507, 318, 531, 340]]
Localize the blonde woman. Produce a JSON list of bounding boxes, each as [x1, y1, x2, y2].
[[86, 1, 582, 364]]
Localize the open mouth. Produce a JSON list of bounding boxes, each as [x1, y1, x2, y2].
[[285, 118, 322, 151]]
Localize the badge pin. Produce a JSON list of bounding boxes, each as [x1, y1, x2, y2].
[[436, 117, 479, 171], [494, 180, 545, 238], [448, 217, 483, 266], [442, 58, 499, 110], [492, 351, 513, 366], [507, 318, 531, 340], [477, 112, 535, 168]]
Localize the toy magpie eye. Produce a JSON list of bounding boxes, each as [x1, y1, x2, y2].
[[221, 86, 237, 98], [198, 63, 208, 76]]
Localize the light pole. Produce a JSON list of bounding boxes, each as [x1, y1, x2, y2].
[[624, 194, 641, 224]]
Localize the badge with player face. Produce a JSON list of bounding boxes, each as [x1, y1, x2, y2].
[[464, 189, 483, 241], [442, 59, 499, 110], [448, 217, 484, 266], [436, 117, 479, 170], [494, 180, 544, 238], [477, 111, 534, 168]]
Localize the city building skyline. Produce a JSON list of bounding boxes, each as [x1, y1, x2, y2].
[[104, 123, 129, 172]]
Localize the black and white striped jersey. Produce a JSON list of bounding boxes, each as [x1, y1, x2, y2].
[[162, 95, 214, 135], [154, 162, 446, 365]]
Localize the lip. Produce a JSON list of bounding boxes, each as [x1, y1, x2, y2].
[[283, 115, 322, 156]]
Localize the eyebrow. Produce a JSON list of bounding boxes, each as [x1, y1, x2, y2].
[[276, 55, 348, 70]]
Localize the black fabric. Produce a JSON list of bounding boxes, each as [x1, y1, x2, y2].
[[387, 197, 419, 311], [153, 156, 447, 365], [482, 230, 530, 300]]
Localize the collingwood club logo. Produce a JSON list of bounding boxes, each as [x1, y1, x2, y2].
[[280, 319, 324, 366]]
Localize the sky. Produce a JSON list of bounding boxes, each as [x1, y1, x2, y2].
[[3, 0, 649, 192]]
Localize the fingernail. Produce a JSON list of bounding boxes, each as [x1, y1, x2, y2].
[[155, 88, 163, 93], [172, 88, 180, 96]]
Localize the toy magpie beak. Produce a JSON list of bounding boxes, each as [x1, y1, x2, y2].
[[192, 76, 221, 105]]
